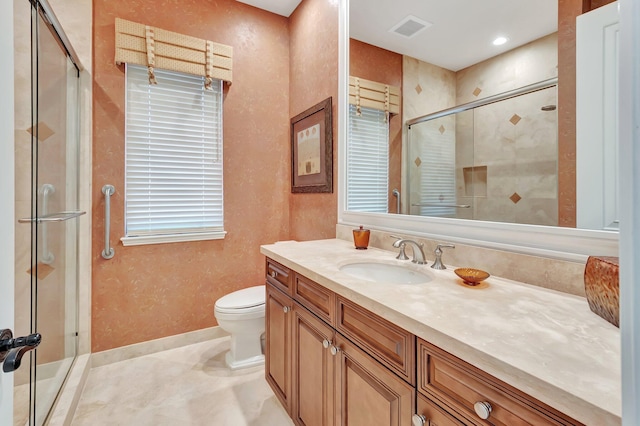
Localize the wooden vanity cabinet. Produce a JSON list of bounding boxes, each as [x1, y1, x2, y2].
[[266, 258, 293, 295], [265, 260, 415, 426], [265, 258, 581, 426], [291, 300, 336, 426], [334, 333, 415, 426], [417, 339, 583, 426], [336, 297, 415, 385], [265, 283, 293, 413], [416, 393, 467, 426]]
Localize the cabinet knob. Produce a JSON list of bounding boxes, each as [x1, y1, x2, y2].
[[411, 414, 426, 426], [283, 306, 290, 313], [322, 339, 331, 349], [330, 345, 340, 356], [474, 401, 492, 420], [270, 270, 277, 278]]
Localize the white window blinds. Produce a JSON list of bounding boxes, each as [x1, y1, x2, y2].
[[347, 104, 389, 212], [418, 117, 456, 218], [124, 64, 224, 243]]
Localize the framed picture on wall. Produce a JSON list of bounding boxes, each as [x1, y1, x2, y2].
[[290, 97, 333, 193]]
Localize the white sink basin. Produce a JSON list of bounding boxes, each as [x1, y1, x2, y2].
[[339, 262, 433, 285]]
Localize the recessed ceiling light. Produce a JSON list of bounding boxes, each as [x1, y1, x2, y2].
[[493, 36, 509, 46]]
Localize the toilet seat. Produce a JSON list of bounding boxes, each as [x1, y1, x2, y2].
[[214, 303, 264, 316], [215, 285, 265, 310]]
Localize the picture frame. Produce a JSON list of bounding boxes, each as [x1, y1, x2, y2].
[[290, 97, 333, 193]]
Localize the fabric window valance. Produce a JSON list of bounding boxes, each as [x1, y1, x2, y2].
[[115, 18, 232, 88], [349, 76, 400, 119]]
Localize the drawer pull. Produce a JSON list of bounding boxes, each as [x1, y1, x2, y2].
[[270, 270, 277, 278], [283, 306, 290, 313], [411, 414, 426, 426], [474, 401, 492, 420], [330, 345, 340, 356], [322, 339, 331, 349]]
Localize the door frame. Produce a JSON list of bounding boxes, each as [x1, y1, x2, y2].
[[619, 0, 640, 424], [0, 0, 16, 420]]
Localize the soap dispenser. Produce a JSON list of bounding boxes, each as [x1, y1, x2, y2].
[[352, 226, 370, 250]]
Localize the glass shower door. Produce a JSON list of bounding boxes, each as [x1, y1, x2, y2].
[[25, 2, 81, 425]]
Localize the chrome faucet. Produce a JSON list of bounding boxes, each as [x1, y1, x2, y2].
[[431, 244, 455, 270], [392, 238, 427, 264]]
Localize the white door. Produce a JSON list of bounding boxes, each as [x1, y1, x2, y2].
[[0, 0, 15, 420]]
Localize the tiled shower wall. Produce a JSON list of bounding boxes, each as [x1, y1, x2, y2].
[[403, 33, 559, 226]]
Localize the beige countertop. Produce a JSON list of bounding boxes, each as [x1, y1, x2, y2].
[[260, 238, 621, 426]]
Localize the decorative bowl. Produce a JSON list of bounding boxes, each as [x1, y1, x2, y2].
[[454, 268, 490, 286]]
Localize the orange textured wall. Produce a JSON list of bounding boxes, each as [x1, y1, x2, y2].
[[349, 39, 403, 213], [92, 0, 291, 351], [557, 0, 583, 227], [288, 0, 340, 240]]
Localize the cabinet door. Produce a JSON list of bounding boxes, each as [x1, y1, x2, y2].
[[292, 304, 336, 426], [266, 283, 293, 413], [334, 334, 414, 426], [416, 393, 469, 426]]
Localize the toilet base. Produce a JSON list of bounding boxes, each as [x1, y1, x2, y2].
[[225, 351, 264, 370]]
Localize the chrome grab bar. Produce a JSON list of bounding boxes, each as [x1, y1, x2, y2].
[[392, 188, 400, 214], [18, 211, 86, 223], [39, 184, 55, 264], [101, 185, 115, 260], [412, 203, 471, 208]]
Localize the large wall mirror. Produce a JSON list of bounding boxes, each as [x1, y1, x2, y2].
[[337, 0, 619, 260]]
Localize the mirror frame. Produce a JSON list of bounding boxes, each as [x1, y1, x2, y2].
[[337, 0, 618, 262]]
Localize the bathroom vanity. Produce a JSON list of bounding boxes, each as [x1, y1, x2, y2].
[[261, 239, 621, 426]]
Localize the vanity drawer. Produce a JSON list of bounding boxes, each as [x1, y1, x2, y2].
[[293, 273, 335, 324], [266, 259, 292, 295], [417, 339, 582, 426], [336, 296, 415, 385]]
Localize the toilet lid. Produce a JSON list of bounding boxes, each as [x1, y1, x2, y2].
[[215, 285, 265, 310]]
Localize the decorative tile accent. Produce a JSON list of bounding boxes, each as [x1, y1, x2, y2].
[[27, 263, 55, 280], [438, 125, 445, 134], [472, 87, 482, 97], [26, 121, 55, 141], [415, 84, 423, 94], [510, 192, 522, 204], [414, 157, 422, 167], [510, 114, 522, 125]]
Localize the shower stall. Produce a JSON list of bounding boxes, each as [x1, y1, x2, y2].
[[406, 79, 559, 227], [12, 0, 83, 424]]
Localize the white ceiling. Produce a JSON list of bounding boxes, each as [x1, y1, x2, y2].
[[236, 0, 302, 17], [237, 0, 558, 72]]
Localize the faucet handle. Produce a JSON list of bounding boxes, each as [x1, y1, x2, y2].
[[390, 236, 411, 260], [435, 243, 455, 254], [431, 244, 455, 270], [396, 243, 410, 260]]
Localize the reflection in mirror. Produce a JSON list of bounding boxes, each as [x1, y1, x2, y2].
[[345, 1, 602, 229], [407, 83, 558, 227]]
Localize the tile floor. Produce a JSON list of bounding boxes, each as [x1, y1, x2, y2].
[[71, 337, 294, 425]]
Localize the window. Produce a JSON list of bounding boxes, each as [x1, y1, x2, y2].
[[346, 104, 389, 212], [122, 64, 225, 246], [418, 116, 456, 218]]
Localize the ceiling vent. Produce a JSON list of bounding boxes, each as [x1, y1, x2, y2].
[[389, 15, 433, 38]]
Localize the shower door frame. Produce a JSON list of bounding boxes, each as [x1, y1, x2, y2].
[[26, 1, 84, 424]]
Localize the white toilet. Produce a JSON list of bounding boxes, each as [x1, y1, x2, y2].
[[214, 285, 266, 370]]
